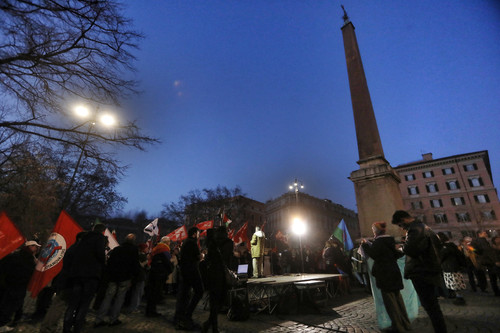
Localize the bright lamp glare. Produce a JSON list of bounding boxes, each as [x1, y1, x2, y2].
[[100, 114, 116, 126], [292, 218, 306, 236], [74, 105, 90, 118]]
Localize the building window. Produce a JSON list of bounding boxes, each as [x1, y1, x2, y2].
[[434, 213, 448, 224], [468, 177, 483, 187], [481, 210, 497, 221], [423, 171, 434, 178], [456, 212, 471, 222], [415, 214, 426, 223], [411, 201, 423, 209], [474, 194, 490, 203], [442, 167, 455, 175], [405, 174, 415, 181], [451, 197, 465, 206], [430, 199, 443, 208], [408, 185, 419, 195], [446, 180, 460, 190], [463, 163, 478, 171], [426, 183, 439, 193]]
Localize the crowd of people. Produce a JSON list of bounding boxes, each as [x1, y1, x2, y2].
[[0, 213, 499, 333], [359, 210, 500, 333]]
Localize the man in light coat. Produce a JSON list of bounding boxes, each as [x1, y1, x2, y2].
[[251, 226, 265, 278]]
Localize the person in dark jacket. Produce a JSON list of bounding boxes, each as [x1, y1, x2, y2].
[[94, 234, 140, 327], [39, 231, 86, 333], [174, 227, 204, 330], [471, 230, 499, 296], [63, 223, 107, 333], [438, 232, 467, 305], [0, 240, 40, 332], [201, 228, 228, 333], [392, 210, 447, 333], [492, 236, 500, 297], [362, 222, 410, 332], [145, 236, 173, 317]]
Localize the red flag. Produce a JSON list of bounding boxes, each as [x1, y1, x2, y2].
[[196, 220, 214, 230], [275, 230, 288, 244], [0, 212, 25, 260], [199, 229, 207, 238], [223, 214, 232, 226], [227, 228, 235, 240], [167, 225, 188, 242], [28, 211, 83, 298], [232, 222, 248, 245]]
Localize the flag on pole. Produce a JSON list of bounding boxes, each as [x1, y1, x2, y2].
[[0, 211, 25, 260], [196, 220, 214, 230], [28, 211, 83, 298], [227, 228, 235, 240], [167, 225, 188, 242], [331, 219, 354, 252], [199, 229, 207, 238], [232, 222, 248, 245], [104, 228, 119, 250], [275, 230, 287, 243], [144, 218, 159, 236], [222, 213, 232, 227]]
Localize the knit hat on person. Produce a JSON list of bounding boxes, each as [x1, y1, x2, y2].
[[372, 222, 386, 231]]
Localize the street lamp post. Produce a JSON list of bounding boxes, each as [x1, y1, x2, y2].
[[61, 105, 115, 210], [292, 217, 306, 274], [289, 178, 304, 204], [289, 178, 305, 273]]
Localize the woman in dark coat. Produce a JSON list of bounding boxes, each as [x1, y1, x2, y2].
[[362, 222, 411, 333]]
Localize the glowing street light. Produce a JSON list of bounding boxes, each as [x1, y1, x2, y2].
[[62, 104, 116, 209], [289, 178, 304, 203], [292, 217, 307, 273]]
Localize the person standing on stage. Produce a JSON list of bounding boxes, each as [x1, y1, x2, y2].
[[362, 222, 411, 332], [251, 226, 265, 278], [392, 210, 447, 333]]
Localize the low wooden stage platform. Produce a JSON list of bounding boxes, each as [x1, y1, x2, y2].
[[243, 273, 348, 314]]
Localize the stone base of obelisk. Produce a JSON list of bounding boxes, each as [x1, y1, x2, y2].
[[350, 156, 405, 239]]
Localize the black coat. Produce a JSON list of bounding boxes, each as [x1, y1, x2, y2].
[[66, 230, 106, 280], [440, 241, 466, 273], [179, 237, 200, 275], [471, 237, 496, 267], [0, 247, 36, 289], [362, 235, 404, 291], [106, 241, 140, 282], [402, 221, 442, 285]]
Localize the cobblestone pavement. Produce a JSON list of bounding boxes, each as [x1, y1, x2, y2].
[[11, 287, 500, 333]]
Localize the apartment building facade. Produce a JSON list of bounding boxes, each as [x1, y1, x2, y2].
[[265, 192, 359, 248], [394, 151, 500, 240]]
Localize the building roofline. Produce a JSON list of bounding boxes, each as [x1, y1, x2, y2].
[[394, 150, 492, 182]]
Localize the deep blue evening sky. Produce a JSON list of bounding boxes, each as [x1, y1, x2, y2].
[[115, 1, 500, 217]]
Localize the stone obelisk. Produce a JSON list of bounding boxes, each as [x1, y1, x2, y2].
[[340, 7, 403, 238]]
